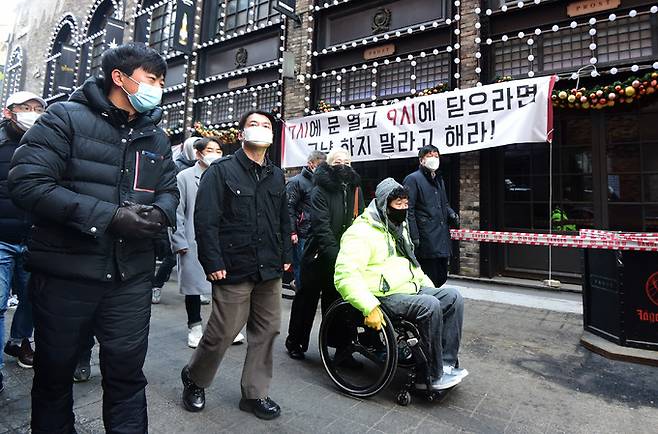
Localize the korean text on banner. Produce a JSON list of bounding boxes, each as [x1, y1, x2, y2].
[[281, 76, 556, 168]]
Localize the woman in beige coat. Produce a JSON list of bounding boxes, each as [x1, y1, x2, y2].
[[170, 138, 244, 348]]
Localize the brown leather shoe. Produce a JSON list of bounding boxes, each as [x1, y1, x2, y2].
[[3, 338, 34, 369]]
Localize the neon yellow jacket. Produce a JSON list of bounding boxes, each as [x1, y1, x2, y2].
[[334, 200, 434, 316]]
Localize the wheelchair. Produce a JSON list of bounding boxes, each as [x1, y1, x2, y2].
[[319, 300, 452, 406]]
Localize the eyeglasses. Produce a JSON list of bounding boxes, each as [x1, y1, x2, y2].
[[11, 104, 45, 114]]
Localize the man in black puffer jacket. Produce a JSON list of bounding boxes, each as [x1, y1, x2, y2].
[[8, 43, 178, 434]]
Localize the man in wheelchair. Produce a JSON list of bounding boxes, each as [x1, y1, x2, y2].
[[334, 178, 467, 391]]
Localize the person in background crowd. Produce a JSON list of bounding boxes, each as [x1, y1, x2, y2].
[[285, 148, 364, 361], [286, 150, 327, 291], [180, 110, 291, 420], [175, 136, 200, 172], [8, 43, 178, 433], [334, 178, 467, 391], [0, 91, 45, 392], [404, 145, 459, 288], [176, 136, 214, 303], [170, 137, 245, 348]]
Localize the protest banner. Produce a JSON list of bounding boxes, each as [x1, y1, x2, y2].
[[281, 76, 556, 168]]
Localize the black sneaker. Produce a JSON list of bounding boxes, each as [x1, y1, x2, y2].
[[239, 397, 281, 420], [0, 372, 4, 393], [4, 339, 34, 369], [181, 366, 205, 412], [73, 361, 91, 382]]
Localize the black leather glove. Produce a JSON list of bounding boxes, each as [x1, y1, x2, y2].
[[448, 213, 460, 228], [141, 205, 167, 227], [109, 204, 162, 239], [122, 201, 154, 216]]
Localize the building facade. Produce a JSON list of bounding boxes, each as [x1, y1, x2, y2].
[[3, 0, 658, 284]]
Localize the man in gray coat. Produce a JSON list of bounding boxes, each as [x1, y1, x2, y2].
[[404, 145, 459, 288]]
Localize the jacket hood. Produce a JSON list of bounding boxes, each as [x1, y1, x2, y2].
[[364, 177, 419, 267], [374, 177, 402, 215], [313, 162, 361, 191], [69, 76, 163, 126]]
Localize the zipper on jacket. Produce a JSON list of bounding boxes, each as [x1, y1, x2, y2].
[[117, 128, 134, 204]]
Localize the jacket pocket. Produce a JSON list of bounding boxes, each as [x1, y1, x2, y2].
[[226, 179, 254, 220], [133, 150, 164, 193]]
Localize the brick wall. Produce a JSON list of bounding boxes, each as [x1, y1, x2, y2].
[[456, 0, 481, 277], [282, 0, 311, 120]]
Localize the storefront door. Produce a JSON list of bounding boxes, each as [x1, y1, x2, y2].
[[487, 98, 658, 282]]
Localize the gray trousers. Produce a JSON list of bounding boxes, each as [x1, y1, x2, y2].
[[379, 286, 463, 379], [187, 278, 282, 399]]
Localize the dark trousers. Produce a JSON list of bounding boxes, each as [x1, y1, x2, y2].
[[286, 259, 345, 352], [152, 237, 175, 289], [30, 272, 152, 434], [152, 251, 175, 289], [418, 257, 449, 288], [185, 295, 202, 327]]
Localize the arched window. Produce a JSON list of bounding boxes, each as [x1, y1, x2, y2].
[[2, 47, 24, 103], [44, 15, 79, 99], [78, 0, 125, 84], [135, 0, 178, 54]]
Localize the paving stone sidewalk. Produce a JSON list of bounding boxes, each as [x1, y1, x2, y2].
[[1, 281, 656, 433]]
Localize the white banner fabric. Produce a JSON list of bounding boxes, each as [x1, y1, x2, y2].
[[281, 76, 556, 168]]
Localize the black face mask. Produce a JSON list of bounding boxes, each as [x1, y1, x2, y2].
[[333, 164, 353, 182], [387, 207, 407, 225]]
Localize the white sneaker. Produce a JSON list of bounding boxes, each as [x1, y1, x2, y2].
[[7, 294, 18, 309], [188, 325, 203, 348], [232, 332, 245, 345], [151, 288, 161, 304], [444, 365, 469, 380], [415, 372, 462, 391], [200, 295, 211, 305]]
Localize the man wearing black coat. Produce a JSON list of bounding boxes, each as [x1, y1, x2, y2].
[[404, 145, 459, 288], [181, 110, 292, 421], [285, 148, 364, 360], [0, 92, 45, 385], [286, 150, 326, 290], [8, 43, 178, 433]]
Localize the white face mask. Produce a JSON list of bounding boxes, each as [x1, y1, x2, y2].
[[243, 126, 273, 147], [423, 156, 440, 171], [202, 154, 221, 166], [14, 111, 41, 131]]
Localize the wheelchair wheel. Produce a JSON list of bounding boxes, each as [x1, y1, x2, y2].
[[319, 301, 398, 398]]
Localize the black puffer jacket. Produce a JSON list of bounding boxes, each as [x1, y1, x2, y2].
[[286, 166, 314, 239], [194, 148, 292, 285], [0, 120, 30, 244], [303, 163, 365, 265], [8, 77, 179, 281], [403, 166, 457, 259]]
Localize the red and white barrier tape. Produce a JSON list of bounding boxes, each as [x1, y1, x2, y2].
[[449, 229, 658, 252]]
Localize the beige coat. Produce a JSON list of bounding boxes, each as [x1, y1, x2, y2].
[[170, 163, 211, 296]]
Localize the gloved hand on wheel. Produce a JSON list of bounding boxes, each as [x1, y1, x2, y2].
[[364, 306, 386, 331]]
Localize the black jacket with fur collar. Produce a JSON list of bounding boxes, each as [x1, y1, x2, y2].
[[303, 163, 364, 264]]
